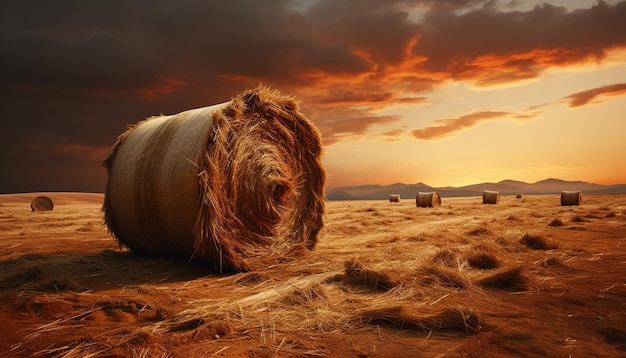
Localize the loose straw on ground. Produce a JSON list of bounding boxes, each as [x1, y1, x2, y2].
[[102, 86, 326, 272]]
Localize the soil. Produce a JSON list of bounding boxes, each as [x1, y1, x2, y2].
[[1, 192, 624, 357]]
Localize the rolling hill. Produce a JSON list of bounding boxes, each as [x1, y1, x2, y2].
[[325, 178, 626, 200]]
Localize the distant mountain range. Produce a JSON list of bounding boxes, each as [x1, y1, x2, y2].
[[325, 178, 626, 200]]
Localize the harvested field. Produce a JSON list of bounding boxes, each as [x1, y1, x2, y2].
[[1, 192, 625, 357]]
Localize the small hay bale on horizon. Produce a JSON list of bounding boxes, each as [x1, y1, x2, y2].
[[102, 86, 326, 272], [31, 196, 54, 211], [482, 190, 500, 204], [561, 191, 582, 206], [416, 191, 441, 208], [516, 193, 522, 199], [389, 194, 401, 203]]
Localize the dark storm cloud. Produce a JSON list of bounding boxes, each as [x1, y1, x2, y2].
[[1, 0, 626, 192], [414, 1, 626, 85]]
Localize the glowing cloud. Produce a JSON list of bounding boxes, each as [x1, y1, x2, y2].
[[564, 83, 626, 107], [412, 111, 538, 140]]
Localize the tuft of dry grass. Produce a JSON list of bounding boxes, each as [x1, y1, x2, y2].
[[520, 233, 557, 250], [284, 284, 328, 308], [571, 215, 587, 223], [548, 218, 564, 227], [362, 305, 485, 334], [467, 252, 501, 270], [343, 259, 400, 291], [468, 227, 492, 236], [477, 266, 530, 291], [540, 257, 563, 267], [429, 247, 461, 267], [423, 266, 470, 289]]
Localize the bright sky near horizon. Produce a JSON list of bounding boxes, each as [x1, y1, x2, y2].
[[1, 0, 625, 193]]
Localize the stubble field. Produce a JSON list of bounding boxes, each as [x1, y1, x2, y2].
[[1, 192, 625, 357]]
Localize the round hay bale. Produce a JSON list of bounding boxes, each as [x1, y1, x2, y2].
[[31, 196, 54, 211], [482, 190, 500, 204], [560, 191, 581, 206], [389, 194, 401, 203], [516, 193, 522, 199], [416, 192, 441, 207], [102, 86, 326, 272]]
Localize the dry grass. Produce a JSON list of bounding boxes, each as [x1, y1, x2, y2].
[[361, 305, 485, 333], [549, 218, 564, 226], [477, 266, 530, 291], [467, 251, 501, 270], [2, 193, 626, 357], [520, 233, 557, 250], [343, 259, 400, 290]]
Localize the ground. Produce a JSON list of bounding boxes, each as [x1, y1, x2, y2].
[[0, 193, 625, 357]]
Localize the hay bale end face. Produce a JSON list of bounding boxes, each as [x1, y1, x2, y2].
[[102, 86, 326, 272], [389, 194, 401, 203], [31, 196, 54, 211], [482, 190, 500, 204], [416, 192, 441, 207], [561, 191, 581, 206]]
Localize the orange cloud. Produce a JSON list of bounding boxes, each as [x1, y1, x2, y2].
[[303, 105, 403, 145], [563, 83, 626, 107], [137, 77, 191, 98], [412, 110, 539, 140]]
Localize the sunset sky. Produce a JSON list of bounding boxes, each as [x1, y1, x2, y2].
[[1, 0, 625, 193]]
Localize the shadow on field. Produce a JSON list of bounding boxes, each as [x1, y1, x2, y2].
[[0, 249, 216, 294]]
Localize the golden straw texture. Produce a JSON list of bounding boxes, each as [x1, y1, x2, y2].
[[102, 86, 325, 272]]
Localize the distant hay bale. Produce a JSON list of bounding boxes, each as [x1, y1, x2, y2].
[[416, 192, 441, 207], [389, 194, 400, 202], [30, 196, 54, 211], [482, 190, 500, 204], [516, 193, 522, 199], [102, 86, 326, 272], [561, 191, 581, 206]]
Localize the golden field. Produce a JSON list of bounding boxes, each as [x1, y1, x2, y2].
[[1, 193, 625, 357]]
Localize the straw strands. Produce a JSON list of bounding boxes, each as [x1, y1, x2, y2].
[[30, 196, 54, 211], [561, 191, 582, 206], [482, 190, 500, 204], [416, 192, 441, 207], [102, 86, 326, 272]]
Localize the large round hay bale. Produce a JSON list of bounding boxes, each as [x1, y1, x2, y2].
[[416, 192, 441, 207], [31, 196, 54, 211], [389, 194, 400, 202], [560, 191, 581, 206], [482, 190, 500, 204], [102, 86, 326, 272]]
